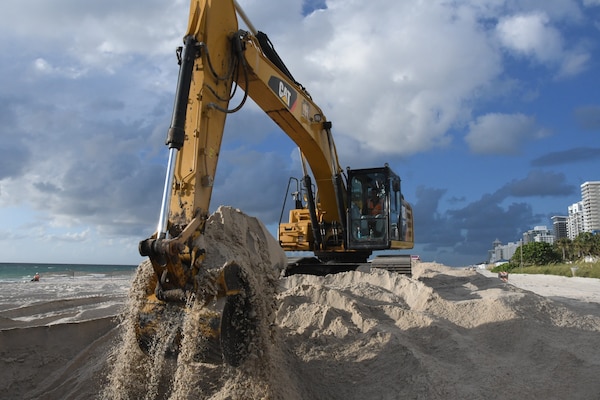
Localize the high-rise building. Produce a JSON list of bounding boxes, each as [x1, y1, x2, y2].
[[551, 215, 568, 239], [581, 181, 600, 233], [567, 201, 585, 239]]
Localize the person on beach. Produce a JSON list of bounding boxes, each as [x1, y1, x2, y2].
[[498, 271, 508, 282], [31, 272, 40, 282]]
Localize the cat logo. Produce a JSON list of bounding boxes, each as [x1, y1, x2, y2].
[[268, 76, 297, 110]]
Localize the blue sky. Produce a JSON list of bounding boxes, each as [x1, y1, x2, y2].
[[0, 0, 599, 266]]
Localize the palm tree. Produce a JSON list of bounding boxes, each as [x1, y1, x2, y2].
[[592, 234, 600, 257], [574, 232, 594, 259], [555, 237, 571, 261]]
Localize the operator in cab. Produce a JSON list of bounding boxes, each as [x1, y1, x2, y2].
[[368, 189, 382, 216]]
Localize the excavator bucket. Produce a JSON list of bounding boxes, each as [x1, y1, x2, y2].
[[134, 260, 257, 367]]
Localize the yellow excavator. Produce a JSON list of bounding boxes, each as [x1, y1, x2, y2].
[[137, 0, 414, 367]]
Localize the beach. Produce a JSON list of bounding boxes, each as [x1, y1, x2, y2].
[[2, 261, 600, 399], [0, 267, 132, 399]]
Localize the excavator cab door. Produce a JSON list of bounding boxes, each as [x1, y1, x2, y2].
[[346, 166, 406, 250]]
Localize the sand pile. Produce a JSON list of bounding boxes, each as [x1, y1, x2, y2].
[[274, 266, 600, 399], [3, 207, 600, 399], [102, 206, 289, 400]]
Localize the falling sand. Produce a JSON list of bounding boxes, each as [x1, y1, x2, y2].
[[3, 206, 600, 399]]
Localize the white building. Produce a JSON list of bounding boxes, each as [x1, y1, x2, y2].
[[567, 201, 585, 240], [581, 181, 600, 233], [523, 226, 554, 244], [488, 239, 521, 263]]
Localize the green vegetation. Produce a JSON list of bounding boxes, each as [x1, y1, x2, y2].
[[490, 232, 600, 278], [493, 261, 600, 278]]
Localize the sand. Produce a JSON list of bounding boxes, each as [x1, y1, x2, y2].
[[2, 208, 600, 399]]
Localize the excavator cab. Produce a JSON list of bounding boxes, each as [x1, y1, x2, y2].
[[346, 166, 413, 251]]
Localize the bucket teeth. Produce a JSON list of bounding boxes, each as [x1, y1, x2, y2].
[[134, 262, 256, 367]]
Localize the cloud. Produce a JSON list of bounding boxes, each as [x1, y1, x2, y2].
[[269, 1, 505, 158], [531, 147, 600, 166], [0, 97, 32, 181], [413, 184, 540, 262], [0, 95, 167, 236], [0, 0, 187, 73], [497, 12, 564, 62], [465, 113, 547, 155], [495, 11, 590, 77], [414, 170, 573, 263], [210, 147, 297, 224], [502, 170, 576, 197], [573, 105, 600, 130], [43, 229, 90, 243], [0, 141, 30, 181]]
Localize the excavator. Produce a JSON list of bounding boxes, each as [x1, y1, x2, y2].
[[136, 0, 414, 367]]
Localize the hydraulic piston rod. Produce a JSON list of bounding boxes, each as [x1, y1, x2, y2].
[[152, 35, 200, 240], [156, 148, 178, 238]]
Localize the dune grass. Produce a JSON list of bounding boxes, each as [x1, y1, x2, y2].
[[494, 261, 600, 279]]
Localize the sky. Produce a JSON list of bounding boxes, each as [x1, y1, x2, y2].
[[0, 0, 599, 267]]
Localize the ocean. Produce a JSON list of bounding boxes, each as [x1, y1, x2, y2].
[[0, 262, 138, 311], [0, 262, 137, 283]]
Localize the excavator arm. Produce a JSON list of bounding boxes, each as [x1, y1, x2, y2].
[[139, 0, 351, 296]]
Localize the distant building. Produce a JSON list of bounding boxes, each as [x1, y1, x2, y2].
[[567, 202, 585, 240], [486, 180, 599, 262], [523, 225, 554, 244], [488, 239, 521, 263], [581, 181, 600, 233], [551, 216, 568, 239]]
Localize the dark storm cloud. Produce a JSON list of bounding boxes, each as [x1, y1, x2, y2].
[[0, 96, 32, 179], [210, 148, 296, 224], [33, 181, 62, 194], [412, 186, 462, 249], [414, 170, 568, 264], [6, 90, 168, 236], [0, 41, 176, 236], [573, 105, 600, 131], [0, 144, 30, 180], [503, 170, 575, 197], [447, 198, 540, 256], [41, 119, 166, 236], [531, 147, 600, 167]]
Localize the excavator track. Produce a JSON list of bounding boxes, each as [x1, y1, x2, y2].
[[285, 257, 360, 276], [285, 254, 413, 276], [369, 255, 413, 276]]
